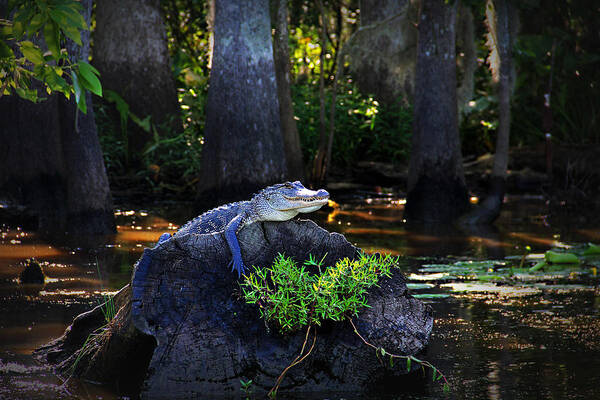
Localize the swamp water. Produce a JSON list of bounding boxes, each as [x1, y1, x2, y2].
[[0, 194, 599, 399]]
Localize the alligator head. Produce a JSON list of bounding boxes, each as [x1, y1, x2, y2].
[[252, 181, 329, 222]]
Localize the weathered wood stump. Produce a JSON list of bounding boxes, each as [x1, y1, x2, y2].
[[36, 219, 433, 398]]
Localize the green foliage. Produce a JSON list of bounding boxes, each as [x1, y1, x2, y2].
[[94, 1, 207, 190], [96, 87, 204, 192], [240, 379, 254, 398], [509, 3, 600, 145], [242, 252, 451, 395], [241, 252, 397, 333], [293, 81, 412, 168], [95, 258, 117, 323], [99, 293, 116, 324], [529, 245, 600, 272], [0, 0, 99, 112], [162, 0, 210, 87], [459, 1, 600, 156]]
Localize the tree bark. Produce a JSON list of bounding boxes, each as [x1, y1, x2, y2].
[[272, 0, 305, 181], [311, 0, 329, 185], [346, 0, 418, 105], [459, 0, 516, 225], [456, 2, 477, 121], [94, 0, 181, 167], [199, 0, 287, 206], [404, 0, 469, 224], [490, 0, 514, 181], [0, 0, 115, 235], [36, 220, 433, 398]]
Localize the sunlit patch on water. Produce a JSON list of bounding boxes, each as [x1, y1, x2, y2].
[[509, 232, 571, 248], [0, 244, 63, 259], [441, 282, 541, 296], [38, 290, 88, 297], [409, 272, 455, 281]]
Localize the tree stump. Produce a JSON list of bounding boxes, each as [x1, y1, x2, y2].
[[36, 220, 433, 398]]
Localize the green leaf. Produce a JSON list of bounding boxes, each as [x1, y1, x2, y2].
[[583, 243, 600, 256], [545, 251, 579, 265], [53, 4, 88, 30], [13, 20, 25, 40], [43, 21, 61, 59], [20, 41, 45, 65], [529, 261, 547, 272], [27, 13, 46, 36], [133, 115, 152, 134], [15, 87, 38, 102], [60, 23, 82, 46], [71, 71, 87, 113], [406, 357, 411, 371], [0, 24, 13, 38], [0, 39, 14, 59], [77, 61, 102, 96], [44, 67, 68, 93], [49, 8, 83, 46], [80, 60, 99, 75]]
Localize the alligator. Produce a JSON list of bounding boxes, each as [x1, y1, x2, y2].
[[156, 181, 329, 277]]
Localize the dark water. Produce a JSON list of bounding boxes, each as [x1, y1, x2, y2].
[[1, 194, 599, 399]]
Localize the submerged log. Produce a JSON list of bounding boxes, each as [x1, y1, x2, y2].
[[36, 219, 433, 398]]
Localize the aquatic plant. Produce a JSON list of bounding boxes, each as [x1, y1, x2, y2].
[[241, 252, 449, 397], [96, 258, 117, 323], [63, 260, 119, 383], [529, 244, 600, 272]]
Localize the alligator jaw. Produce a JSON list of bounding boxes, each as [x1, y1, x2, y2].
[[278, 197, 329, 213]]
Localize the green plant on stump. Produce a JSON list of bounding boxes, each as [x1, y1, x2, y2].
[[62, 260, 118, 385], [241, 252, 449, 397]]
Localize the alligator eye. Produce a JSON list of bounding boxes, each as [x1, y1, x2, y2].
[[284, 182, 293, 188]]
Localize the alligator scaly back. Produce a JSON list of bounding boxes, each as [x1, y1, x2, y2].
[[166, 181, 329, 277], [176, 201, 251, 236]]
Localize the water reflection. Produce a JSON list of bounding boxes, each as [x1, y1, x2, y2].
[[0, 196, 599, 399]]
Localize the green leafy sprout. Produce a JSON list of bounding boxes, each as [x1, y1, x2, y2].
[[241, 252, 396, 333], [241, 252, 450, 397]]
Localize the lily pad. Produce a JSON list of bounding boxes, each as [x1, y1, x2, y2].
[[411, 293, 451, 299], [583, 243, 600, 256], [406, 283, 435, 290]]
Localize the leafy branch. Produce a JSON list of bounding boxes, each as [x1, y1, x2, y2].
[[0, 0, 101, 111]]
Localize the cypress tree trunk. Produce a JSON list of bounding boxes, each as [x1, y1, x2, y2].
[[272, 0, 304, 181], [456, 2, 477, 120], [94, 0, 180, 167], [311, 0, 329, 185], [199, 0, 287, 205], [459, 0, 516, 225], [490, 0, 513, 182], [346, 0, 418, 105], [0, 0, 115, 234], [404, 0, 469, 224]]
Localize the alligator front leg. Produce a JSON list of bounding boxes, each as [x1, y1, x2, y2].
[[224, 214, 247, 277]]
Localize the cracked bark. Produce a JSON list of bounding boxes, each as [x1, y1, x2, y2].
[[404, 0, 469, 224], [36, 220, 433, 398], [199, 0, 287, 206]]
